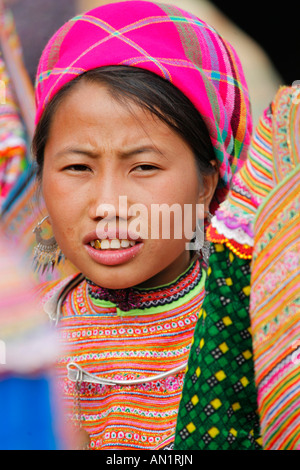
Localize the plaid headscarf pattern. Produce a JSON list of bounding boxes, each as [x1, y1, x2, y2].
[[35, 0, 252, 206]]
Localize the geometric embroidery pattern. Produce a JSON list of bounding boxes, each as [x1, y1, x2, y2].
[[174, 243, 262, 450]]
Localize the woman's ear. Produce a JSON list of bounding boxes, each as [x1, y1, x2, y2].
[[197, 160, 219, 214]]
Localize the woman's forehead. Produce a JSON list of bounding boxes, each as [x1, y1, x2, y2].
[[46, 80, 174, 137], [45, 83, 193, 162]]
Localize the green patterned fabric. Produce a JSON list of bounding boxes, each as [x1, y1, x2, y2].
[[174, 243, 262, 450]]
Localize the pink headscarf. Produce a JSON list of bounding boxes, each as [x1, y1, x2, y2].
[[35, 0, 252, 207]]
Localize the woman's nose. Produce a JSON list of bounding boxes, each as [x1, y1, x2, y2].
[[88, 172, 130, 222]]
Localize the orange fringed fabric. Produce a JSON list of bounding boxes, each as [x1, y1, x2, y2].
[[207, 224, 252, 260]]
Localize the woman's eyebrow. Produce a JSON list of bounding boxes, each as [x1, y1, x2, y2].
[[119, 145, 166, 159], [54, 145, 166, 159], [54, 147, 99, 159]]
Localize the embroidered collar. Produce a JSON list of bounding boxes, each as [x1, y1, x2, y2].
[[86, 259, 202, 312]]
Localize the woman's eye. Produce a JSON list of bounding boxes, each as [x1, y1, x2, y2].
[[133, 164, 158, 172], [64, 164, 91, 172]]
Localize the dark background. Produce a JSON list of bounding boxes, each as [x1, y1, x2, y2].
[[211, 1, 299, 86]]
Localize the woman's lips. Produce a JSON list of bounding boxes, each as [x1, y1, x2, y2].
[[83, 229, 144, 266], [84, 240, 144, 266]]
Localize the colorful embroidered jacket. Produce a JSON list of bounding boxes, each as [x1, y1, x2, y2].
[[37, 259, 206, 450]]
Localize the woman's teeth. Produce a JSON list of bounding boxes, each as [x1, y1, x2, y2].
[[90, 239, 137, 250]]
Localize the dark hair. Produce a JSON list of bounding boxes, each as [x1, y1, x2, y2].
[[32, 66, 217, 181]]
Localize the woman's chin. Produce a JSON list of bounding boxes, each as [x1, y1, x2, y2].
[[83, 269, 146, 290]]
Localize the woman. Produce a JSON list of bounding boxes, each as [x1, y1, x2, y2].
[[32, 1, 259, 450]]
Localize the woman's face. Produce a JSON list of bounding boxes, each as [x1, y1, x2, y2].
[[42, 80, 216, 289]]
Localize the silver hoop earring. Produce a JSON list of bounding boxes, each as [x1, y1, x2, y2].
[[32, 216, 64, 273]]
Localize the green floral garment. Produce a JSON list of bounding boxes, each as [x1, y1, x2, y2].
[[174, 243, 262, 450]]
